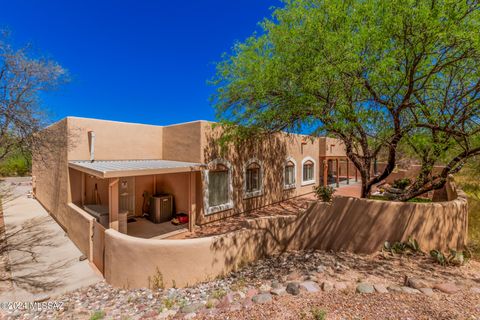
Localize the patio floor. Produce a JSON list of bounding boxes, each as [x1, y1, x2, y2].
[[127, 217, 187, 239]]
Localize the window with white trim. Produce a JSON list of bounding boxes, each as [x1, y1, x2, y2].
[[208, 164, 229, 207], [301, 157, 316, 185], [244, 158, 263, 198], [284, 160, 296, 189], [245, 163, 261, 193], [203, 159, 233, 215]]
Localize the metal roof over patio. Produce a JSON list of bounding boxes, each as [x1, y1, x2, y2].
[[68, 159, 205, 178]]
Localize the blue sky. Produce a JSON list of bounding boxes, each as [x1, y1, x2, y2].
[[0, 0, 279, 125]]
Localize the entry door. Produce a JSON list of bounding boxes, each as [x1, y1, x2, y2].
[[119, 177, 135, 216]]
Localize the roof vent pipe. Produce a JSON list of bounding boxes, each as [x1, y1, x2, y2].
[[88, 130, 95, 162]]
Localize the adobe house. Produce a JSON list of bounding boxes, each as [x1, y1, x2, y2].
[[32, 117, 355, 241]]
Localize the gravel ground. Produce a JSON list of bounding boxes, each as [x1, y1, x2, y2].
[[203, 291, 480, 320], [2, 250, 480, 319]]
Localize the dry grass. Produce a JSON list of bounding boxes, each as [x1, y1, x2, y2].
[[454, 169, 480, 260]]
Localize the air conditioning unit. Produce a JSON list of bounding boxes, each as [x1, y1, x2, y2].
[[148, 194, 173, 223]]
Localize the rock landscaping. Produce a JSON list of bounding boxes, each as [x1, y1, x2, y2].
[[2, 250, 480, 319]]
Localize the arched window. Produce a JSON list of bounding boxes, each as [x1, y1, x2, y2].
[[302, 157, 316, 185], [244, 158, 263, 198], [284, 157, 297, 189], [203, 159, 233, 214]]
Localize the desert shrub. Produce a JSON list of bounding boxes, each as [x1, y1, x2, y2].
[[310, 308, 327, 320], [313, 185, 335, 202], [430, 249, 471, 266], [0, 153, 30, 176], [148, 267, 164, 290], [392, 178, 412, 190], [383, 236, 422, 255], [89, 310, 105, 320]]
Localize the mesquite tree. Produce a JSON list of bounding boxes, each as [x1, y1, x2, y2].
[[212, 0, 480, 199]]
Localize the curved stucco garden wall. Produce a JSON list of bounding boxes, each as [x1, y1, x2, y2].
[[104, 186, 468, 289]]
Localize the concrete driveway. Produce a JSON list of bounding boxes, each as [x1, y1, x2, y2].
[[0, 177, 102, 302]]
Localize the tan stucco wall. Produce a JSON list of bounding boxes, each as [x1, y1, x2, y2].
[[66, 203, 95, 258], [33, 117, 346, 257], [162, 122, 202, 163], [67, 117, 163, 161], [104, 184, 468, 289], [196, 122, 322, 224], [319, 137, 347, 157], [32, 119, 70, 228], [134, 175, 154, 216]]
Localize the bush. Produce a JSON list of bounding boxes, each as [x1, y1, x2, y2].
[[0, 153, 30, 177], [383, 236, 422, 255], [313, 185, 335, 202], [392, 178, 411, 190], [310, 308, 327, 320], [430, 249, 471, 266]]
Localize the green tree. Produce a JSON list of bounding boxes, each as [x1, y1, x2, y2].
[[0, 31, 67, 172], [212, 0, 480, 199]]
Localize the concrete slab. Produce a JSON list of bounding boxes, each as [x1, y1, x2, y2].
[[0, 177, 102, 302]]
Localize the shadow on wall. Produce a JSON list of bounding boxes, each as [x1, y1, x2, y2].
[[201, 127, 297, 223], [32, 120, 80, 229], [103, 177, 468, 289], [210, 186, 468, 280]]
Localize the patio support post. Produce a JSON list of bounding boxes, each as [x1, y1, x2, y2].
[[188, 171, 196, 232], [346, 159, 350, 185], [335, 158, 340, 187], [109, 178, 119, 231], [323, 159, 328, 186], [355, 168, 358, 182], [81, 172, 85, 206]]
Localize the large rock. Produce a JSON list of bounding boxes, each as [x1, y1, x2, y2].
[[406, 277, 430, 289], [387, 285, 403, 293], [470, 287, 480, 294], [271, 280, 282, 289], [419, 288, 434, 296], [401, 286, 421, 294], [259, 283, 272, 293], [434, 282, 461, 294], [321, 281, 334, 292], [270, 287, 286, 296], [300, 281, 320, 293], [374, 284, 389, 293], [252, 293, 272, 304], [286, 282, 300, 295], [334, 282, 348, 291], [356, 283, 375, 294]]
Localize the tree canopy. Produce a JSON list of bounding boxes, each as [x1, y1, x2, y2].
[[0, 32, 67, 170], [212, 0, 480, 199]]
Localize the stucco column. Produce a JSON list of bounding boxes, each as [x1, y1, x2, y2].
[[81, 172, 86, 206], [346, 159, 350, 184], [188, 171, 196, 232], [323, 159, 328, 186], [109, 178, 119, 231], [336, 158, 340, 187]]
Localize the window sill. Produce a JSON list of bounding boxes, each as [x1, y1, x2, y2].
[[205, 202, 234, 215], [283, 184, 296, 190], [243, 190, 263, 199], [301, 180, 316, 186]]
